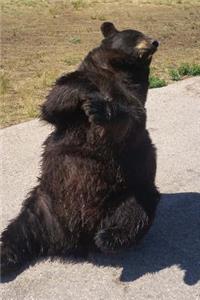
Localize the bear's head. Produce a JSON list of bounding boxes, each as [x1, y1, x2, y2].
[[100, 22, 159, 67]]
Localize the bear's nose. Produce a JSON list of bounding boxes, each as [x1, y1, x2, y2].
[[151, 40, 159, 48]]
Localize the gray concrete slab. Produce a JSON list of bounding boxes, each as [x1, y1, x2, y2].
[[1, 77, 200, 299]]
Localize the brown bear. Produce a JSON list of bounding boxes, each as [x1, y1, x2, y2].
[[1, 22, 160, 278]]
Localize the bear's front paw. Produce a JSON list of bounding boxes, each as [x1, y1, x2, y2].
[[82, 97, 112, 125]]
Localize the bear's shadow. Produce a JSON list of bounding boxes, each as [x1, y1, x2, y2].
[[89, 192, 200, 286], [2, 193, 200, 285]]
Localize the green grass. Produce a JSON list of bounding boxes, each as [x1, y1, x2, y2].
[[91, 13, 106, 21], [149, 75, 167, 88], [141, 0, 198, 4], [71, 0, 86, 10], [69, 36, 81, 44], [169, 63, 200, 81], [169, 69, 181, 81], [0, 73, 10, 95], [64, 57, 81, 66], [37, 71, 55, 88]]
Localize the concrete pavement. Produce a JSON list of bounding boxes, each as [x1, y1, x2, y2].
[[1, 77, 200, 299]]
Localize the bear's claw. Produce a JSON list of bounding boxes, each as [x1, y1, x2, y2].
[[83, 99, 112, 125]]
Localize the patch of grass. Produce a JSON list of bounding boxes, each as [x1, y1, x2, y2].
[[19, 0, 38, 7], [64, 57, 81, 66], [48, 6, 61, 18], [26, 103, 39, 118], [141, 0, 198, 5], [149, 75, 167, 88], [169, 68, 181, 81], [19, 95, 39, 118], [91, 13, 106, 21], [37, 71, 55, 88], [169, 63, 200, 81], [2, 0, 49, 9], [178, 63, 200, 76], [68, 36, 81, 44], [71, 0, 86, 10], [0, 73, 10, 95]]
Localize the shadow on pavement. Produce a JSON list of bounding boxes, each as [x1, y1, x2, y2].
[[1, 193, 200, 285], [90, 192, 200, 286]]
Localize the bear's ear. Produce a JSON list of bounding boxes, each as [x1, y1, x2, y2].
[[100, 22, 118, 38]]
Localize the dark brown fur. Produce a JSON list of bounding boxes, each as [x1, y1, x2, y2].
[[1, 22, 160, 279]]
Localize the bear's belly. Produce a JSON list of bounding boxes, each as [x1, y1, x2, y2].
[[49, 154, 126, 232]]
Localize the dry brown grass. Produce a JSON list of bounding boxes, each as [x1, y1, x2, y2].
[[1, 0, 200, 127]]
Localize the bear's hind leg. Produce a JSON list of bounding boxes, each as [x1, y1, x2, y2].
[[0, 187, 64, 278], [95, 196, 154, 254]]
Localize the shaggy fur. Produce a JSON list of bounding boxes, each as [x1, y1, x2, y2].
[[1, 22, 160, 277]]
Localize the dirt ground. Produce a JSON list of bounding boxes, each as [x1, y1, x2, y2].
[[1, 0, 200, 127]]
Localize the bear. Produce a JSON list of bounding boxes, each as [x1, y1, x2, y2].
[[1, 22, 160, 278]]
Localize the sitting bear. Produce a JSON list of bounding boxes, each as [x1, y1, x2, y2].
[[1, 22, 160, 277]]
